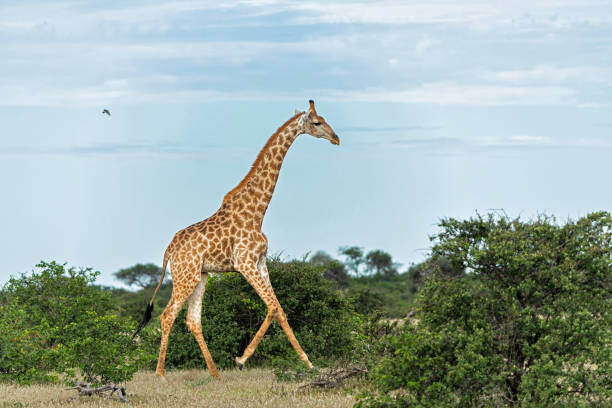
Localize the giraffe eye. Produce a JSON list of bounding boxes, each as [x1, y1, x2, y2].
[[313, 122, 321, 126]]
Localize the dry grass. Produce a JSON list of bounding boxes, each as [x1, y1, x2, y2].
[[0, 368, 357, 408]]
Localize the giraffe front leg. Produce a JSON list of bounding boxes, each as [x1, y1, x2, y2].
[[234, 260, 280, 369], [235, 259, 312, 370], [276, 309, 314, 369], [235, 309, 275, 369], [266, 288, 313, 369]]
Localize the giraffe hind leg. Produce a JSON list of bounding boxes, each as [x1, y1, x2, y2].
[[185, 273, 220, 379], [156, 294, 183, 380], [155, 261, 202, 380]]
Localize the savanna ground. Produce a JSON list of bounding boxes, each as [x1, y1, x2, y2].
[[0, 368, 356, 408]]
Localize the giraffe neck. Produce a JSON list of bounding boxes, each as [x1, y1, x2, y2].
[[221, 113, 303, 226]]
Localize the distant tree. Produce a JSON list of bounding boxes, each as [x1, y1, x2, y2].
[[407, 256, 464, 290], [114, 263, 163, 289], [309, 250, 349, 285], [310, 250, 334, 266], [338, 246, 364, 276], [364, 249, 398, 279]]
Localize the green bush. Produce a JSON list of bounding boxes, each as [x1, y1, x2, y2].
[[359, 212, 612, 407], [139, 258, 360, 370], [346, 274, 417, 318], [0, 303, 58, 384], [0, 261, 148, 385]]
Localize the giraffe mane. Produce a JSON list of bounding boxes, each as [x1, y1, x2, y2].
[[222, 111, 303, 204]]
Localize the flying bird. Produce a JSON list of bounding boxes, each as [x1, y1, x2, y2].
[[102, 109, 111, 116]]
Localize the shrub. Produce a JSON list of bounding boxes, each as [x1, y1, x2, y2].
[[0, 261, 147, 385], [358, 212, 612, 407], [0, 303, 57, 384], [139, 258, 360, 370]]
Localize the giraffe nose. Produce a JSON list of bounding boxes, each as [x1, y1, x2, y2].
[[331, 134, 340, 145]]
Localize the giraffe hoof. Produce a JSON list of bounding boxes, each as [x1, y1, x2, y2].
[[235, 357, 244, 370]]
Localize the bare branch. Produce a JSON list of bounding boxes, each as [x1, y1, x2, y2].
[[66, 381, 128, 402]]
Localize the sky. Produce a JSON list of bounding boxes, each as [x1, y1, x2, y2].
[[1, 0, 611, 287]]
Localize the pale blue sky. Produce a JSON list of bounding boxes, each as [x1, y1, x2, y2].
[[1, 1, 611, 286]]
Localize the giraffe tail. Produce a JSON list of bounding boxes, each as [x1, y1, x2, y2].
[[132, 248, 170, 339]]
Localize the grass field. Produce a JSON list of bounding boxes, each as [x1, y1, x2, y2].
[[0, 368, 357, 407]]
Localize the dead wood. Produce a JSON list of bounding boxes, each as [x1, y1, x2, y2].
[[66, 381, 128, 402], [297, 366, 368, 390]]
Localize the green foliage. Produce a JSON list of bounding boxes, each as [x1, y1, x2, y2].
[[271, 357, 319, 382], [0, 261, 147, 386], [310, 251, 350, 286], [138, 258, 359, 370], [365, 250, 398, 279], [339, 246, 365, 276], [359, 212, 612, 407], [0, 303, 58, 384], [350, 288, 385, 315], [346, 274, 416, 317], [59, 311, 149, 385], [406, 256, 464, 291], [339, 246, 401, 279], [110, 282, 173, 323]]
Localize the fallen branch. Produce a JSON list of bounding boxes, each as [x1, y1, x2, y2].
[[297, 366, 368, 390], [66, 381, 128, 402]]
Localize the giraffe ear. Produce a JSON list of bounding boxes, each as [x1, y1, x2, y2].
[[308, 99, 317, 115], [298, 110, 309, 126]]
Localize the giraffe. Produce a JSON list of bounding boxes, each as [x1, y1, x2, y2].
[[133, 100, 339, 381]]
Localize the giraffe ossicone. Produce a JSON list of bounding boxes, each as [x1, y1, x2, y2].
[[133, 100, 339, 380]]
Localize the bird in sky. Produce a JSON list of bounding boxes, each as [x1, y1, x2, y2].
[[102, 109, 111, 116]]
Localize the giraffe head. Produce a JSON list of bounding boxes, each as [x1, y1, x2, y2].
[[298, 100, 339, 145]]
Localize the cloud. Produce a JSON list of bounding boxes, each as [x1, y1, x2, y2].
[[288, 2, 493, 25], [0, 77, 585, 107], [375, 133, 612, 154], [0, 141, 235, 159], [484, 65, 612, 84], [475, 135, 612, 151], [507, 135, 551, 144], [0, 79, 584, 107], [415, 36, 435, 56], [284, 0, 612, 29], [5, 1, 611, 38], [322, 83, 577, 106], [0, 1, 609, 109], [337, 126, 439, 133], [388, 58, 400, 68], [388, 137, 461, 147]]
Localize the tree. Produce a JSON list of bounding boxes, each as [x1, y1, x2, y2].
[[338, 246, 364, 276], [309, 250, 349, 285], [114, 263, 163, 289], [364, 249, 398, 279], [359, 212, 612, 407]]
